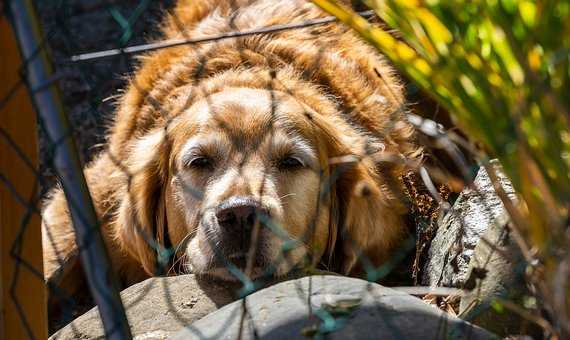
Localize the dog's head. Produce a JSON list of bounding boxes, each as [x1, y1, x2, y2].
[[115, 85, 411, 280]]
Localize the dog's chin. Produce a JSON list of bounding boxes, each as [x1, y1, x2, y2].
[[186, 240, 309, 281], [198, 252, 308, 282], [203, 266, 267, 281], [189, 254, 272, 281]]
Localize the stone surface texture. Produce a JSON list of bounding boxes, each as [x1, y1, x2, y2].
[[50, 274, 238, 340], [172, 275, 494, 340]]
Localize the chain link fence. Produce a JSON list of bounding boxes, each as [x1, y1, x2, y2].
[[1, 0, 542, 339]]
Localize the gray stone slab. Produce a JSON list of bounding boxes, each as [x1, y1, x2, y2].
[[50, 274, 238, 340], [172, 275, 496, 340]]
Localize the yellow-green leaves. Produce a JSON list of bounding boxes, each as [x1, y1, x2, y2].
[[415, 8, 453, 55], [519, 1, 537, 28]]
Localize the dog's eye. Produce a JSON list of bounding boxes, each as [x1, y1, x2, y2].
[[187, 157, 213, 169], [278, 156, 304, 170]]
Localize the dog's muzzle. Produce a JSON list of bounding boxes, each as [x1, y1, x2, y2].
[[209, 196, 270, 268]]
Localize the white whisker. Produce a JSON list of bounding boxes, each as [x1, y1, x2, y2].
[[279, 193, 297, 199]]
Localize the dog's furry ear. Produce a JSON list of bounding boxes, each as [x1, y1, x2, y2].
[[115, 130, 170, 275], [334, 158, 407, 276], [312, 114, 408, 277]]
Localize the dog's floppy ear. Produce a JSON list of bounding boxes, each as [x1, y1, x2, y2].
[[334, 157, 407, 276], [311, 113, 408, 277], [115, 129, 171, 275]]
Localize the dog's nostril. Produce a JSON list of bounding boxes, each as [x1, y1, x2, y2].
[[215, 199, 267, 231], [217, 205, 255, 227], [246, 213, 255, 229]]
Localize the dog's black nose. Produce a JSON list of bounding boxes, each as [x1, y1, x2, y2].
[[216, 197, 268, 234], [214, 197, 270, 268]]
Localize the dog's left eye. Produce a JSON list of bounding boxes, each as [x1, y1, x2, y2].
[[278, 156, 304, 170], [187, 156, 213, 169]]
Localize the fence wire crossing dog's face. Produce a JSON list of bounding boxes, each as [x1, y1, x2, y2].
[[168, 88, 327, 279]]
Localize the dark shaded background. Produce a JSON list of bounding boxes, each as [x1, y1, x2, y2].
[[36, 0, 176, 187]]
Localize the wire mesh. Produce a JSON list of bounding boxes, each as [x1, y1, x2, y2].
[[0, 0, 544, 339]]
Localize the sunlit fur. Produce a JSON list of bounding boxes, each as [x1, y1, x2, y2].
[[42, 0, 420, 293]]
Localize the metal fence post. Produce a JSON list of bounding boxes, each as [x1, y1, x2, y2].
[[6, 1, 132, 339]]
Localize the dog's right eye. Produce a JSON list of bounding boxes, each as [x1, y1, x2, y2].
[[278, 156, 305, 170], [187, 157, 213, 169]]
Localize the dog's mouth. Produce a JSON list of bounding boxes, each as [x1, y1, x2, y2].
[[212, 250, 267, 270], [203, 252, 270, 280], [187, 232, 307, 281]]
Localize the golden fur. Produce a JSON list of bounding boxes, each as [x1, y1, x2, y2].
[[42, 0, 420, 295]]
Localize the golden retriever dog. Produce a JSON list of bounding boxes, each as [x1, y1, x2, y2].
[[42, 0, 420, 298]]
